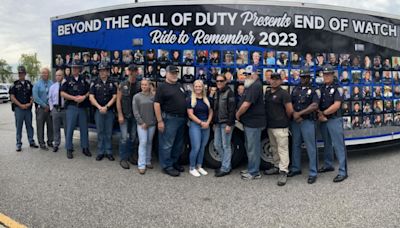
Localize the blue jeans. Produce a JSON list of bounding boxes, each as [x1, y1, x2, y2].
[[119, 117, 137, 161], [188, 121, 210, 170], [14, 107, 35, 148], [95, 110, 114, 155], [65, 105, 89, 150], [214, 124, 233, 172], [290, 120, 318, 177], [319, 117, 348, 176], [137, 125, 156, 169], [244, 126, 262, 176], [158, 114, 186, 169]]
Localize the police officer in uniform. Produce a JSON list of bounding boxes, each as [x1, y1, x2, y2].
[[318, 64, 348, 182], [61, 62, 92, 159], [117, 64, 141, 169], [9, 66, 39, 151], [89, 62, 117, 161], [288, 67, 320, 184]]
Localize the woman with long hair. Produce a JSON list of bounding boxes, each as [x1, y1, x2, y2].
[[187, 80, 213, 177]]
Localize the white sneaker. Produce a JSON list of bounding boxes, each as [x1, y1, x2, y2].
[[189, 169, 201, 177], [197, 167, 208, 176]]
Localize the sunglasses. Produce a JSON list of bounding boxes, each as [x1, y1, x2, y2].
[[216, 80, 226, 83]]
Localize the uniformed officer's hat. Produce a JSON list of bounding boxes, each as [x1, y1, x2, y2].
[[70, 61, 82, 68], [128, 64, 138, 71], [244, 65, 257, 76], [98, 62, 110, 70], [271, 72, 281, 80], [147, 49, 155, 53], [300, 67, 312, 77], [322, 64, 335, 74], [166, 65, 179, 74], [17, 66, 26, 73]]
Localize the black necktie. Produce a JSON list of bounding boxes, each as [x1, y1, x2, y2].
[[58, 82, 62, 108]]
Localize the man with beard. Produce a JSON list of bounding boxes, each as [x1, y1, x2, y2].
[[154, 65, 187, 177], [264, 72, 294, 186], [288, 67, 320, 184], [236, 65, 266, 180]]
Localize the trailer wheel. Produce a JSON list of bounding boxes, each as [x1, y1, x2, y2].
[[204, 131, 245, 169], [260, 134, 274, 170]]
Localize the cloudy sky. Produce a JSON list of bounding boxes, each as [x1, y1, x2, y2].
[[1, 0, 399, 71]]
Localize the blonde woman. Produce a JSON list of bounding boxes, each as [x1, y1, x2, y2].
[[187, 80, 213, 177], [133, 79, 156, 174]]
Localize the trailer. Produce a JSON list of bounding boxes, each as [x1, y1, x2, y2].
[[51, 1, 400, 168]]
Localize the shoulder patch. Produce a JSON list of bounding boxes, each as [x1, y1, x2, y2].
[[315, 89, 321, 98]]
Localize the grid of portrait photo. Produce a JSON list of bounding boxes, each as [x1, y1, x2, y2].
[[54, 49, 400, 128]]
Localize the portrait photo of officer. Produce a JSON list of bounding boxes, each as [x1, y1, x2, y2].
[[100, 51, 110, 64], [393, 71, 400, 84], [363, 101, 373, 114], [352, 101, 362, 115], [277, 69, 289, 84], [290, 69, 300, 85], [384, 100, 393, 113], [158, 49, 170, 64], [342, 101, 350, 116], [395, 113, 400, 125], [394, 85, 400, 98], [373, 71, 382, 83], [55, 54, 64, 67], [157, 66, 167, 82], [327, 53, 338, 66], [290, 52, 301, 67], [146, 49, 156, 64], [373, 86, 383, 98], [276, 51, 288, 67], [210, 67, 221, 82], [250, 51, 262, 66], [196, 50, 208, 64], [373, 100, 383, 113], [362, 115, 373, 128], [342, 86, 350, 100], [351, 116, 361, 129], [363, 70, 372, 84], [183, 50, 194, 65], [352, 55, 361, 68], [388, 57, 395, 70], [352, 86, 362, 100], [223, 51, 234, 65], [384, 85, 393, 98], [392, 56, 400, 69], [122, 50, 133, 65], [364, 55, 372, 69], [182, 66, 195, 83], [133, 50, 144, 64], [263, 68, 274, 84], [384, 113, 393, 126], [196, 67, 208, 81], [264, 50, 275, 66], [373, 55, 382, 70], [82, 52, 91, 66], [351, 70, 361, 84], [316, 53, 325, 67], [382, 71, 392, 84], [374, 114, 383, 127], [303, 53, 314, 67], [171, 50, 181, 65], [65, 53, 72, 66], [209, 50, 220, 65], [91, 51, 100, 65], [363, 86, 372, 99], [395, 99, 400, 112], [112, 50, 121, 65], [339, 54, 350, 67], [340, 70, 351, 84], [236, 50, 248, 65]]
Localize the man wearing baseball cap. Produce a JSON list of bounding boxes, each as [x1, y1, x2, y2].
[[236, 65, 266, 180], [317, 64, 348, 182], [154, 65, 187, 176], [288, 67, 320, 184], [264, 72, 293, 186], [9, 65, 39, 151]]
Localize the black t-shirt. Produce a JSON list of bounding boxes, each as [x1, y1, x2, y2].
[[154, 81, 187, 116], [265, 87, 291, 128], [239, 79, 266, 128]]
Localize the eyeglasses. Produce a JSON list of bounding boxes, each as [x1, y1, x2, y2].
[[216, 80, 226, 83]]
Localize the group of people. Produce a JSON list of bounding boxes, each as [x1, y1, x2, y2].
[[9, 62, 348, 185]]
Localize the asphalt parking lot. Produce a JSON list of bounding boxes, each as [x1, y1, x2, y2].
[[0, 102, 399, 227]]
